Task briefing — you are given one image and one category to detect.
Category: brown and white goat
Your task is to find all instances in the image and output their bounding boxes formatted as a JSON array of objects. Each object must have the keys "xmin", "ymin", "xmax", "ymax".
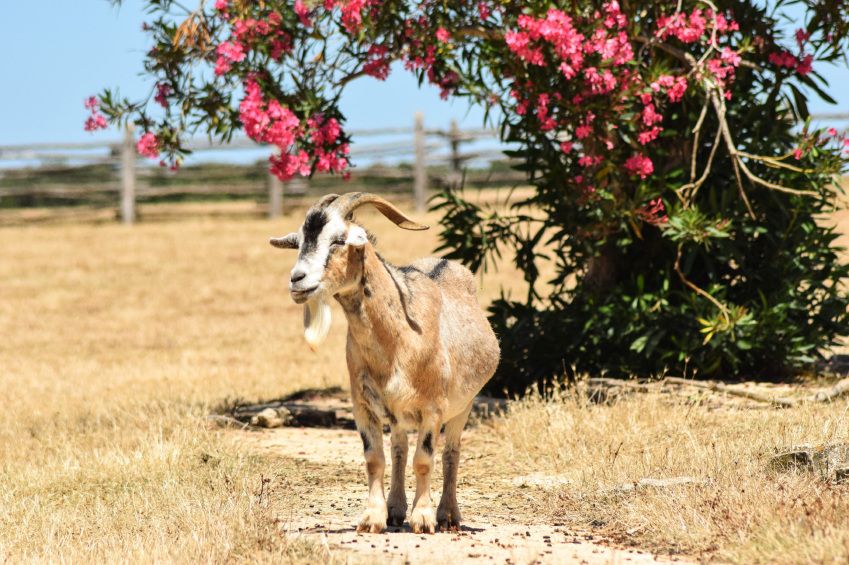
[{"xmin": 270, "ymin": 192, "xmax": 499, "ymax": 534}]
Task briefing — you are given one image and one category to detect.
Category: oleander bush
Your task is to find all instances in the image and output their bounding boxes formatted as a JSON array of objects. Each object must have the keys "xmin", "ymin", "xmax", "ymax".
[{"xmin": 97, "ymin": 0, "xmax": 849, "ymax": 393}]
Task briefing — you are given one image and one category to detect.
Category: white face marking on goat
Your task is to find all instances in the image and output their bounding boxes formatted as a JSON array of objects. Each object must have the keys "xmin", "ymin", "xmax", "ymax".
[
  {"xmin": 273, "ymin": 208, "xmax": 370, "ymax": 350},
  {"xmin": 289, "ymin": 208, "xmax": 349, "ymax": 295}
]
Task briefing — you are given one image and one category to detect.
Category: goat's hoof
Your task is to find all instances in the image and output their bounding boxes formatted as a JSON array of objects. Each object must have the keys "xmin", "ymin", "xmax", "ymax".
[
  {"xmin": 386, "ymin": 515, "xmax": 405, "ymax": 527},
  {"xmin": 437, "ymin": 503, "xmax": 461, "ymax": 532},
  {"xmin": 437, "ymin": 517, "xmax": 461, "ymax": 532},
  {"xmin": 356, "ymin": 508, "xmax": 387, "ymax": 534},
  {"xmin": 436, "ymin": 510, "xmax": 461, "ymax": 532},
  {"xmin": 386, "ymin": 500, "xmax": 407, "ymax": 527},
  {"xmin": 410, "ymin": 506, "xmax": 436, "ymax": 534}
]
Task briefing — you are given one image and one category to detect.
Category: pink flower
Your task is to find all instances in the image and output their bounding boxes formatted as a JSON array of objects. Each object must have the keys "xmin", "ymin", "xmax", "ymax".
[
  {"xmin": 217, "ymin": 40, "xmax": 246, "ymax": 63},
  {"xmin": 560, "ymin": 141, "xmax": 574, "ymax": 153},
  {"xmin": 154, "ymin": 83, "xmax": 172, "ymax": 108},
  {"xmin": 239, "ymin": 79, "xmax": 300, "ymax": 149},
  {"xmin": 795, "ymin": 28, "xmax": 810, "ymax": 47},
  {"xmin": 363, "ymin": 44, "xmax": 390, "ymax": 80},
  {"xmin": 436, "ymin": 27, "xmax": 451, "ymax": 43},
  {"xmin": 340, "ymin": 0, "xmax": 373, "ymax": 33},
  {"xmin": 308, "ymin": 115, "xmax": 343, "ymax": 146},
  {"xmin": 796, "ymin": 54, "xmax": 813, "ymax": 75},
  {"xmin": 136, "ymin": 132, "xmax": 160, "ymax": 159},
  {"xmin": 270, "ymin": 150, "xmax": 311, "ymax": 181},
  {"xmin": 294, "ymin": 0, "xmax": 312, "ymax": 27},
  {"xmin": 84, "ymin": 114, "xmax": 107, "ymax": 132},
  {"xmin": 638, "ymin": 127, "xmax": 662, "ymax": 145},
  {"xmin": 214, "ymin": 40, "xmax": 246, "ymax": 75},
  {"xmin": 656, "ymin": 9, "xmax": 706, "ymax": 43},
  {"xmin": 641, "ymin": 104, "xmax": 663, "ymax": 127},
  {"xmin": 270, "ymin": 36, "xmax": 293, "ymax": 60},
  {"xmin": 769, "ymin": 51, "xmax": 797, "ymax": 69},
  {"xmin": 636, "ymin": 198, "xmax": 667, "ymax": 225},
  {"xmin": 720, "ymin": 47, "xmax": 741, "ymax": 67},
  {"xmin": 214, "ymin": 0, "xmax": 229, "ymax": 11},
  {"xmin": 477, "ymin": 2, "xmax": 491, "ymax": 20},
  {"xmin": 828, "ymin": 127, "xmax": 838, "ymax": 136},
  {"xmin": 667, "ymin": 76, "xmax": 688, "ymax": 102},
  {"xmin": 625, "ymin": 154, "xmax": 654, "ymax": 178},
  {"xmin": 575, "ymin": 125, "xmax": 591, "ymax": 139},
  {"xmin": 505, "ymin": 31, "xmax": 545, "ymax": 66},
  {"xmin": 83, "ymin": 96, "xmax": 108, "ymax": 132},
  {"xmin": 578, "ymin": 154, "xmax": 601, "ymax": 167},
  {"xmin": 793, "ymin": 147, "xmax": 803, "ymax": 160}
]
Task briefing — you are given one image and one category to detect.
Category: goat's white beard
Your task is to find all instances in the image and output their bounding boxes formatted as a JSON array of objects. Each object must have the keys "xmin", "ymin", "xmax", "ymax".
[{"xmin": 303, "ymin": 295, "xmax": 331, "ymax": 351}]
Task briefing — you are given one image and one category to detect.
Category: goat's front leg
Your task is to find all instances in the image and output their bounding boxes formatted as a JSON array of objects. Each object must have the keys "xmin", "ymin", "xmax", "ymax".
[
  {"xmin": 410, "ymin": 414, "xmax": 440, "ymax": 534},
  {"xmin": 386, "ymin": 424, "xmax": 408, "ymax": 527},
  {"xmin": 437, "ymin": 402, "xmax": 472, "ymax": 532},
  {"xmin": 354, "ymin": 406, "xmax": 387, "ymax": 533}
]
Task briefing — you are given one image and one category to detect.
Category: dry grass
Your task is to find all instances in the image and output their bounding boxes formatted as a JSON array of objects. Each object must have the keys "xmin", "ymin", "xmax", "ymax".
[
  {"xmin": 3, "ymin": 195, "xmax": 849, "ymax": 563},
  {"xmin": 488, "ymin": 388, "xmax": 849, "ymax": 563},
  {"xmin": 0, "ymin": 198, "xmax": 523, "ymax": 562}
]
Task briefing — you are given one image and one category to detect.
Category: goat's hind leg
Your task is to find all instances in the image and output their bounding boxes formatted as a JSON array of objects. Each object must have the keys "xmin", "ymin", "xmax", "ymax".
[
  {"xmin": 354, "ymin": 407, "xmax": 387, "ymax": 533},
  {"xmin": 386, "ymin": 424, "xmax": 408, "ymax": 527},
  {"xmin": 437, "ymin": 402, "xmax": 473, "ymax": 532}
]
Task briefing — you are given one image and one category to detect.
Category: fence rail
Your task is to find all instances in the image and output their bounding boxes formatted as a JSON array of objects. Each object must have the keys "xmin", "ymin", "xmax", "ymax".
[
  {"xmin": 2, "ymin": 111, "xmax": 845, "ymax": 225},
  {"xmin": 0, "ymin": 113, "xmax": 521, "ymax": 224}
]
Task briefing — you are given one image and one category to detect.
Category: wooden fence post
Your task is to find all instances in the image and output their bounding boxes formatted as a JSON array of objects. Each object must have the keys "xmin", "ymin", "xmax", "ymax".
[
  {"xmin": 449, "ymin": 119, "xmax": 461, "ymax": 173},
  {"xmin": 413, "ymin": 112, "xmax": 427, "ymax": 213},
  {"xmin": 447, "ymin": 119, "xmax": 463, "ymax": 189},
  {"xmin": 120, "ymin": 124, "xmax": 136, "ymax": 224},
  {"xmin": 268, "ymin": 149, "xmax": 284, "ymax": 219}
]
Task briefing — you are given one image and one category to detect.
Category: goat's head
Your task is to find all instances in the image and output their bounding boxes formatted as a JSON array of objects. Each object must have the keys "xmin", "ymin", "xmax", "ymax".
[{"xmin": 269, "ymin": 192, "xmax": 428, "ymax": 349}]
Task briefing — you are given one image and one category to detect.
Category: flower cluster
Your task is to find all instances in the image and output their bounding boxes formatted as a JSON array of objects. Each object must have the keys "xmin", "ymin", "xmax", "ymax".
[
  {"xmin": 154, "ymin": 83, "xmax": 172, "ymax": 108},
  {"xmin": 136, "ymin": 132, "xmax": 160, "ymax": 159},
  {"xmin": 635, "ymin": 197, "xmax": 668, "ymax": 225},
  {"xmin": 500, "ymin": 3, "xmax": 743, "ymax": 191},
  {"xmin": 239, "ymin": 79, "xmax": 349, "ymax": 180},
  {"xmin": 768, "ymin": 27, "xmax": 813, "ymax": 75},
  {"xmin": 363, "ymin": 44, "xmax": 391, "ymax": 80},
  {"xmin": 83, "ymin": 97, "xmax": 108, "ymax": 132},
  {"xmin": 658, "ymin": 7, "xmax": 738, "ymax": 42},
  {"xmin": 214, "ymin": 9, "xmax": 293, "ymax": 75},
  {"xmin": 625, "ymin": 154, "xmax": 655, "ymax": 179}
]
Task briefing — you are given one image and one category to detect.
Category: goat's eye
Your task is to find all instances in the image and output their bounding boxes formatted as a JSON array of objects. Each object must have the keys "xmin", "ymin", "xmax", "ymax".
[{"xmin": 331, "ymin": 238, "xmax": 346, "ymax": 247}]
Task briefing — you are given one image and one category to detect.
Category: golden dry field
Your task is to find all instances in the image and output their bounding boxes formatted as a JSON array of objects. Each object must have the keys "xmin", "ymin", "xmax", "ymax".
[{"xmin": 2, "ymin": 196, "xmax": 849, "ymax": 563}]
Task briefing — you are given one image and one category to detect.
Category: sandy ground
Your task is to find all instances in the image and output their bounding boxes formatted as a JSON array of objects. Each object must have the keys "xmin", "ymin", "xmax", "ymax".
[{"xmin": 240, "ymin": 425, "xmax": 691, "ymax": 565}]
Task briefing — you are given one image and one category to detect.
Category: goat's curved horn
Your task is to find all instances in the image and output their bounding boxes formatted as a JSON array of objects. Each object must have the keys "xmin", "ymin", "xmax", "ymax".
[{"xmin": 330, "ymin": 192, "xmax": 429, "ymax": 230}]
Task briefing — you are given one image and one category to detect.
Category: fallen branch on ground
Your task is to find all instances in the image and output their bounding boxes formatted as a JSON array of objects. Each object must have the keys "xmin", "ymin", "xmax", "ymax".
[
  {"xmin": 662, "ymin": 376, "xmax": 797, "ymax": 407},
  {"xmin": 586, "ymin": 376, "xmax": 849, "ymax": 408}
]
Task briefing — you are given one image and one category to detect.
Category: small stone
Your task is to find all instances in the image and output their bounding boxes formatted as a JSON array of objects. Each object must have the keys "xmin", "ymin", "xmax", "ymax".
[{"xmin": 770, "ymin": 443, "xmax": 849, "ymax": 481}]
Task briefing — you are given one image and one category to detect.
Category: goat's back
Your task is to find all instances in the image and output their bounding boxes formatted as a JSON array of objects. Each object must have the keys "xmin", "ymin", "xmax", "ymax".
[{"xmin": 406, "ymin": 257, "xmax": 477, "ymax": 298}]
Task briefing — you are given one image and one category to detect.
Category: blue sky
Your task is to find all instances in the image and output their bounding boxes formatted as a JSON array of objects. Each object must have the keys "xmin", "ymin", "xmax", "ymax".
[{"xmin": 0, "ymin": 1, "xmax": 846, "ymax": 152}]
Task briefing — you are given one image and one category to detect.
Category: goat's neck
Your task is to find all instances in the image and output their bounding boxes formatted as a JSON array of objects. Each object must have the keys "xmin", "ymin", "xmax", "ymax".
[{"xmin": 335, "ymin": 245, "xmax": 410, "ymax": 339}]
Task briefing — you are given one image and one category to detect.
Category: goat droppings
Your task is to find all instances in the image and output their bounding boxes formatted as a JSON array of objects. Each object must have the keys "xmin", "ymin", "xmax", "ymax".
[{"xmin": 303, "ymin": 296, "xmax": 332, "ymax": 350}]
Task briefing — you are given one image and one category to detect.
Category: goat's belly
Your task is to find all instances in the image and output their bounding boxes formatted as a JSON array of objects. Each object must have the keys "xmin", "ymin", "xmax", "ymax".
[{"xmin": 379, "ymin": 370, "xmax": 479, "ymax": 428}]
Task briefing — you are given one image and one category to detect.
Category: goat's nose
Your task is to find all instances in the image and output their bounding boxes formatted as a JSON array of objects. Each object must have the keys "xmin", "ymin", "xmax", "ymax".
[{"xmin": 290, "ymin": 269, "xmax": 307, "ymax": 284}]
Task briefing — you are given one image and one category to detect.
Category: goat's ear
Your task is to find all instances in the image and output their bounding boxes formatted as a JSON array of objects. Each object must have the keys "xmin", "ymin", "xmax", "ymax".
[
  {"xmin": 269, "ymin": 233, "xmax": 300, "ymax": 249},
  {"xmin": 345, "ymin": 225, "xmax": 369, "ymax": 248}
]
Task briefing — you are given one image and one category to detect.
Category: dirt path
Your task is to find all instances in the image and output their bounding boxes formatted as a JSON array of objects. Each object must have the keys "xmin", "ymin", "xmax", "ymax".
[{"xmin": 239, "ymin": 425, "xmax": 690, "ymax": 564}]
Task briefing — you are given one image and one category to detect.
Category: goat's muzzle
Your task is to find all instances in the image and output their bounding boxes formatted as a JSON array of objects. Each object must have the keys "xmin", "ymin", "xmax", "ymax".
[{"xmin": 290, "ymin": 285, "xmax": 318, "ymax": 304}]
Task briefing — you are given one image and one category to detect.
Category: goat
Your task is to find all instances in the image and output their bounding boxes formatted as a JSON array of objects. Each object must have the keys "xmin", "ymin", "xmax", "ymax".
[{"xmin": 270, "ymin": 192, "xmax": 500, "ymax": 534}]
